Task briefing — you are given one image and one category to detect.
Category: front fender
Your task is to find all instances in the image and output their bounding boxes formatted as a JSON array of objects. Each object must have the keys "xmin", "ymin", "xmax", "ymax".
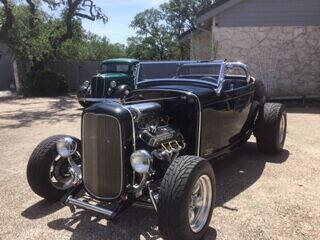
[
  {"xmin": 112, "ymin": 84, "xmax": 131, "ymax": 98},
  {"xmin": 77, "ymin": 85, "xmax": 90, "ymax": 98}
]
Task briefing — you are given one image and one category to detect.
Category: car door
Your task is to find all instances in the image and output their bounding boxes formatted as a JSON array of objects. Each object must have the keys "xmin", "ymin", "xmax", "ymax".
[
  {"xmin": 200, "ymin": 65, "xmax": 254, "ymax": 158},
  {"xmin": 223, "ymin": 77, "xmax": 255, "ymax": 146},
  {"xmin": 200, "ymin": 89, "xmax": 236, "ymax": 157}
]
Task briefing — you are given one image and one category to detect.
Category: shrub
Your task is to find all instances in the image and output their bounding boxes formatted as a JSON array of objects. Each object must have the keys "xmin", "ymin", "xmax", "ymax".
[{"xmin": 22, "ymin": 70, "xmax": 68, "ymax": 97}]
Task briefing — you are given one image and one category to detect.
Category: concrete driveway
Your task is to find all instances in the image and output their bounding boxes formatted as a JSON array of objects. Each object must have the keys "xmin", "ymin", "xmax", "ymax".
[{"xmin": 0, "ymin": 94, "xmax": 319, "ymax": 240}]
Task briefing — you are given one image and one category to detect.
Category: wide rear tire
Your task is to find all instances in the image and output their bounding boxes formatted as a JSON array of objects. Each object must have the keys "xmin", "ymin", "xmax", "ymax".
[
  {"xmin": 27, "ymin": 135, "xmax": 81, "ymax": 201},
  {"xmin": 255, "ymin": 103, "xmax": 287, "ymax": 153},
  {"xmin": 158, "ymin": 156, "xmax": 216, "ymax": 240}
]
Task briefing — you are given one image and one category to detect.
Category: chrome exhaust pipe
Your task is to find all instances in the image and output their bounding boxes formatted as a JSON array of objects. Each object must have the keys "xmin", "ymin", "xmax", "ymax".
[{"xmin": 65, "ymin": 196, "xmax": 115, "ymax": 218}]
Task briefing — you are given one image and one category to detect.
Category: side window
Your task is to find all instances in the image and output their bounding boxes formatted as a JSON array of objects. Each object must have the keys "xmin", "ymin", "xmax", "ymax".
[{"xmin": 224, "ymin": 66, "xmax": 248, "ymax": 91}]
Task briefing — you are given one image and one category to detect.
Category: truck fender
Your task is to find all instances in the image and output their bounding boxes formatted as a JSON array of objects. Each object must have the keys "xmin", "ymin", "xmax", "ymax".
[{"xmin": 113, "ymin": 84, "xmax": 131, "ymax": 98}]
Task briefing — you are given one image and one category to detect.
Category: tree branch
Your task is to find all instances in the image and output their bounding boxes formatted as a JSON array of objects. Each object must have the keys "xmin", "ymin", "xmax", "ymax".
[
  {"xmin": 74, "ymin": 12, "xmax": 95, "ymax": 21},
  {"xmin": 25, "ymin": 0, "xmax": 36, "ymax": 29},
  {"xmin": 53, "ymin": 0, "xmax": 108, "ymax": 52},
  {"xmin": 53, "ymin": 0, "xmax": 82, "ymax": 51}
]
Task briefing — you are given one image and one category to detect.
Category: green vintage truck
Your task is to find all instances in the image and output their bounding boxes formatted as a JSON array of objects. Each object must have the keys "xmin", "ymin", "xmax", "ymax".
[{"xmin": 77, "ymin": 58, "xmax": 139, "ymax": 107}]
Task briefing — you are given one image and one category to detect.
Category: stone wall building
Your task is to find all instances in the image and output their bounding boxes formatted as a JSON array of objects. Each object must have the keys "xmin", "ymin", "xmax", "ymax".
[{"xmin": 184, "ymin": 0, "xmax": 320, "ymax": 97}]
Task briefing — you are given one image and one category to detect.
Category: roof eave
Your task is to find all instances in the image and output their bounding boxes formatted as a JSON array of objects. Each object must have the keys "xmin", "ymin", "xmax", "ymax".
[{"xmin": 196, "ymin": 0, "xmax": 244, "ymax": 25}]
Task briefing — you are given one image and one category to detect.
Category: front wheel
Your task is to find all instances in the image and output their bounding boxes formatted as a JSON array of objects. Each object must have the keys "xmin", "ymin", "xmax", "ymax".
[
  {"xmin": 27, "ymin": 135, "xmax": 81, "ymax": 201},
  {"xmin": 158, "ymin": 156, "xmax": 216, "ymax": 240}
]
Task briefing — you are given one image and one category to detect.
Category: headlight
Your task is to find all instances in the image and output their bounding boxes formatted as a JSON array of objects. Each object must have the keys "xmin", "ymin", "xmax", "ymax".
[
  {"xmin": 110, "ymin": 80, "xmax": 117, "ymax": 88},
  {"xmin": 130, "ymin": 150, "xmax": 152, "ymax": 173},
  {"xmin": 56, "ymin": 137, "xmax": 77, "ymax": 158}
]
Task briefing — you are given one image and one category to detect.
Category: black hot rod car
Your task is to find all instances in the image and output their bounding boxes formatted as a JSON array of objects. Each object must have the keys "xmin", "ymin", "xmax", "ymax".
[{"xmin": 27, "ymin": 60, "xmax": 287, "ymax": 240}]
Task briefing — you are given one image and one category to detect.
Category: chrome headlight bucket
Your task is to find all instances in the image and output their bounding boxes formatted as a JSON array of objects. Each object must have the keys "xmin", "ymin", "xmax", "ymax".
[
  {"xmin": 56, "ymin": 137, "xmax": 77, "ymax": 158},
  {"xmin": 130, "ymin": 150, "xmax": 152, "ymax": 174},
  {"xmin": 110, "ymin": 80, "xmax": 117, "ymax": 88}
]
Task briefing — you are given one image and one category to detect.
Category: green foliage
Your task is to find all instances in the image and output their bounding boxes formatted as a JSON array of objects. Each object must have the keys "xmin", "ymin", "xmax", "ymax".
[
  {"xmin": 58, "ymin": 33, "xmax": 126, "ymax": 61},
  {"xmin": 22, "ymin": 70, "xmax": 68, "ymax": 97},
  {"xmin": 0, "ymin": 1, "xmax": 119, "ymax": 64},
  {"xmin": 11, "ymin": 5, "xmax": 54, "ymax": 62},
  {"xmin": 128, "ymin": 8, "xmax": 177, "ymax": 60},
  {"xmin": 160, "ymin": 0, "xmax": 214, "ymax": 35},
  {"xmin": 128, "ymin": 0, "xmax": 214, "ymax": 60}
]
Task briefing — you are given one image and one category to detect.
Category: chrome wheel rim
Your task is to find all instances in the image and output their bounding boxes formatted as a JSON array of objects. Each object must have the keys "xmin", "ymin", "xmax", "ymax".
[
  {"xmin": 189, "ymin": 175, "xmax": 212, "ymax": 233},
  {"xmin": 49, "ymin": 155, "xmax": 73, "ymax": 190},
  {"xmin": 279, "ymin": 113, "xmax": 286, "ymax": 144}
]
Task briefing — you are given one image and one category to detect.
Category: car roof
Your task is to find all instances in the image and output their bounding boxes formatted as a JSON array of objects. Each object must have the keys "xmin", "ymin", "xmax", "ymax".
[{"xmin": 102, "ymin": 58, "xmax": 139, "ymax": 64}]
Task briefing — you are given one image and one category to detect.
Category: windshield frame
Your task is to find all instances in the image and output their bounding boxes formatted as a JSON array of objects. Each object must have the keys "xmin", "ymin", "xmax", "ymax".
[
  {"xmin": 176, "ymin": 62, "xmax": 225, "ymax": 87},
  {"xmin": 135, "ymin": 60, "xmax": 251, "ymax": 95}
]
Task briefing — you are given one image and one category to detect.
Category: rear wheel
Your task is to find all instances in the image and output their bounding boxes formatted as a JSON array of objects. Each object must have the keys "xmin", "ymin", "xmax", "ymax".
[
  {"xmin": 255, "ymin": 103, "xmax": 287, "ymax": 153},
  {"xmin": 158, "ymin": 155, "xmax": 216, "ymax": 240},
  {"xmin": 27, "ymin": 135, "xmax": 81, "ymax": 201}
]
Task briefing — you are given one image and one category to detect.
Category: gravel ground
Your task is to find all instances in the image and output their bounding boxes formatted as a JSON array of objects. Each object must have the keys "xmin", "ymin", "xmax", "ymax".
[{"xmin": 0, "ymin": 93, "xmax": 319, "ymax": 240}]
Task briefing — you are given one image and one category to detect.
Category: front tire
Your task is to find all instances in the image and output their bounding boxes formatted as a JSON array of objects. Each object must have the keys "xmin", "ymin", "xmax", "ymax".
[
  {"xmin": 158, "ymin": 156, "xmax": 216, "ymax": 240},
  {"xmin": 27, "ymin": 135, "xmax": 81, "ymax": 201},
  {"xmin": 255, "ymin": 103, "xmax": 287, "ymax": 153}
]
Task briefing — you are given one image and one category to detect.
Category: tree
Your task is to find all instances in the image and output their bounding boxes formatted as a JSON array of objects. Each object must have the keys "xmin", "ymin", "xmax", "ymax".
[
  {"xmin": 129, "ymin": 8, "xmax": 176, "ymax": 60},
  {"xmin": 47, "ymin": 0, "xmax": 108, "ymax": 52},
  {"xmin": 160, "ymin": 0, "xmax": 214, "ymax": 35},
  {"xmin": 59, "ymin": 33, "xmax": 126, "ymax": 60},
  {"xmin": 0, "ymin": 0, "xmax": 14, "ymax": 43},
  {"xmin": 0, "ymin": 0, "xmax": 108, "ymax": 63},
  {"xmin": 128, "ymin": 0, "xmax": 214, "ymax": 60}
]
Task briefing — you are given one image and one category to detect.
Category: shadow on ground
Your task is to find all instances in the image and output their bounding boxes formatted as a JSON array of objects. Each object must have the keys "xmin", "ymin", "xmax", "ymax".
[
  {"xmin": 0, "ymin": 96, "xmax": 81, "ymax": 129},
  {"xmin": 212, "ymin": 142, "xmax": 289, "ymax": 209},
  {"xmin": 286, "ymin": 107, "xmax": 320, "ymax": 114},
  {"xmin": 21, "ymin": 200, "xmax": 64, "ymax": 220},
  {"xmin": 21, "ymin": 142, "xmax": 289, "ymax": 240}
]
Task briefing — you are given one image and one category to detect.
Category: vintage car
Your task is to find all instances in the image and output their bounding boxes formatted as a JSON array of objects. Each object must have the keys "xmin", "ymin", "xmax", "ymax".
[
  {"xmin": 27, "ymin": 60, "xmax": 287, "ymax": 240},
  {"xmin": 77, "ymin": 58, "xmax": 139, "ymax": 107}
]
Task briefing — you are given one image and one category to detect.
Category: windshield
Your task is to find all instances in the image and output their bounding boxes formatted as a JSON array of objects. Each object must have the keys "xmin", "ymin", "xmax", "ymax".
[
  {"xmin": 177, "ymin": 64, "xmax": 222, "ymax": 85},
  {"xmin": 137, "ymin": 62, "xmax": 183, "ymax": 82},
  {"xmin": 178, "ymin": 64, "xmax": 220, "ymax": 76},
  {"xmin": 101, "ymin": 63, "xmax": 129, "ymax": 73}
]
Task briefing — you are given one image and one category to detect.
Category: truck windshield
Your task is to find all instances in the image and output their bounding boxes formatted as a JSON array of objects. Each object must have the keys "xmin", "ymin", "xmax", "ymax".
[{"xmin": 101, "ymin": 63, "xmax": 129, "ymax": 73}]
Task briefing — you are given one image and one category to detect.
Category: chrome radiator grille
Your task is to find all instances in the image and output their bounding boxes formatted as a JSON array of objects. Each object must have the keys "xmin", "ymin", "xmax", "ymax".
[
  {"xmin": 91, "ymin": 77, "xmax": 105, "ymax": 98},
  {"xmin": 82, "ymin": 113, "xmax": 123, "ymax": 200}
]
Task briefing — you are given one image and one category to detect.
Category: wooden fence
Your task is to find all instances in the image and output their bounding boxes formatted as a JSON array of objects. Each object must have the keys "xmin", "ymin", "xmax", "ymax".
[{"xmin": 48, "ymin": 60, "xmax": 100, "ymax": 91}]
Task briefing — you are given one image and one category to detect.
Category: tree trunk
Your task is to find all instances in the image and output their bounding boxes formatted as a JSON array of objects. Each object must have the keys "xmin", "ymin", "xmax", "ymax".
[{"xmin": 12, "ymin": 60, "xmax": 20, "ymax": 91}]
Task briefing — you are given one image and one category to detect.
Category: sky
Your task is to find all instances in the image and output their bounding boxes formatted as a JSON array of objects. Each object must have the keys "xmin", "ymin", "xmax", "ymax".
[{"xmin": 80, "ymin": 0, "xmax": 169, "ymax": 44}]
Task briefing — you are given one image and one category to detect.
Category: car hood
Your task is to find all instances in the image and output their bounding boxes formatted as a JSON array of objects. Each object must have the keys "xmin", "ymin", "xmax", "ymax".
[{"xmin": 95, "ymin": 73, "xmax": 128, "ymax": 80}]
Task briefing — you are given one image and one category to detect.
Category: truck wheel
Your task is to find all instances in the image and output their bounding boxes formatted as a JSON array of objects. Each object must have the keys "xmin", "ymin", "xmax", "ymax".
[
  {"xmin": 158, "ymin": 156, "xmax": 216, "ymax": 240},
  {"xmin": 78, "ymin": 100, "xmax": 90, "ymax": 108},
  {"xmin": 27, "ymin": 135, "xmax": 81, "ymax": 202},
  {"xmin": 255, "ymin": 103, "xmax": 287, "ymax": 153}
]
